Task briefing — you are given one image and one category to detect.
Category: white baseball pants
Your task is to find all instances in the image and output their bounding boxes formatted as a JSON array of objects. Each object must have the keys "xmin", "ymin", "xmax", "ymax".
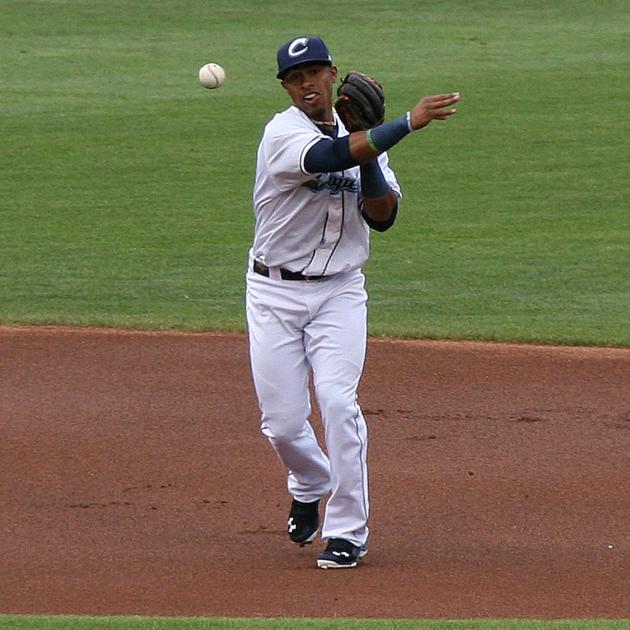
[{"xmin": 246, "ymin": 266, "xmax": 369, "ymax": 547}]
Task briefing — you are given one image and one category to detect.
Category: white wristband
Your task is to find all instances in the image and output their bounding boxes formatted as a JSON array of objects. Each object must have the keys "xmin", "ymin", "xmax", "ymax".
[{"xmin": 406, "ymin": 111, "xmax": 414, "ymax": 132}]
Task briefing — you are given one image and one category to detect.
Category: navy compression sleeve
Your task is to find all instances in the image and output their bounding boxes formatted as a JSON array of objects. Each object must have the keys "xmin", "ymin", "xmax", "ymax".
[
  {"xmin": 360, "ymin": 160, "xmax": 398, "ymax": 232},
  {"xmin": 303, "ymin": 136, "xmax": 356, "ymax": 173},
  {"xmin": 306, "ymin": 138, "xmax": 390, "ymax": 197},
  {"xmin": 359, "ymin": 160, "xmax": 389, "ymax": 198},
  {"xmin": 368, "ymin": 114, "xmax": 413, "ymax": 153},
  {"xmin": 304, "ymin": 113, "xmax": 414, "ymax": 174}
]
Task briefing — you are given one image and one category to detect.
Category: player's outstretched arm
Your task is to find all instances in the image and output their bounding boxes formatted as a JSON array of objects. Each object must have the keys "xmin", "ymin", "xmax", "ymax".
[
  {"xmin": 304, "ymin": 91, "xmax": 460, "ymax": 173},
  {"xmin": 349, "ymin": 91, "xmax": 460, "ymax": 161}
]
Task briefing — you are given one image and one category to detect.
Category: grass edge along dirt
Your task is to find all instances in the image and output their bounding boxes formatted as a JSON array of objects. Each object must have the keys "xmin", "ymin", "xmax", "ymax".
[{"xmin": 1, "ymin": 615, "xmax": 630, "ymax": 630}]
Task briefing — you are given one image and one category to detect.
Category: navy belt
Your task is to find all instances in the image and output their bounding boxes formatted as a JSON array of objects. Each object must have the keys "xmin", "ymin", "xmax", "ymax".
[{"xmin": 253, "ymin": 260, "xmax": 329, "ymax": 281}]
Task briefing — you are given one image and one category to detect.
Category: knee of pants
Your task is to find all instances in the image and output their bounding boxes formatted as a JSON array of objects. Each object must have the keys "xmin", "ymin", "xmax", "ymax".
[
  {"xmin": 316, "ymin": 384, "xmax": 358, "ymax": 422},
  {"xmin": 260, "ymin": 409, "xmax": 309, "ymax": 443}
]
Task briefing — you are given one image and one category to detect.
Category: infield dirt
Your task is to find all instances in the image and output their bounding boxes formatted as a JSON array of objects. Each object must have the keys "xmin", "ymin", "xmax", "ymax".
[{"xmin": 1, "ymin": 326, "xmax": 628, "ymax": 618}]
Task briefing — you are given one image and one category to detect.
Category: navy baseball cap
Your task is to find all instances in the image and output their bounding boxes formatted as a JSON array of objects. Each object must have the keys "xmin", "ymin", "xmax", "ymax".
[{"xmin": 276, "ymin": 36, "xmax": 333, "ymax": 79}]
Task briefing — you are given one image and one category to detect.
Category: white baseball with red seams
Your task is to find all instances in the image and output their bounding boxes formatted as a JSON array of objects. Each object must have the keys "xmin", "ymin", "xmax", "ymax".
[{"xmin": 198, "ymin": 62, "xmax": 225, "ymax": 89}]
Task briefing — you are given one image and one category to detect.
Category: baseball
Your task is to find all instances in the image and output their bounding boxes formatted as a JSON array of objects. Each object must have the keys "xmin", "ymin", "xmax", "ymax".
[{"xmin": 198, "ymin": 62, "xmax": 225, "ymax": 89}]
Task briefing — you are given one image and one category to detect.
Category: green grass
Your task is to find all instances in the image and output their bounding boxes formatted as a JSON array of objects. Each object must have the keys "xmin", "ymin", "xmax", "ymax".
[
  {"xmin": 1, "ymin": 0, "xmax": 629, "ymax": 344},
  {"xmin": 1, "ymin": 618, "xmax": 629, "ymax": 630}
]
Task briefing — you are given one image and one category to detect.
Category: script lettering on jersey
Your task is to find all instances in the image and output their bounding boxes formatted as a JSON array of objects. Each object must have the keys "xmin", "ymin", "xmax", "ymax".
[{"xmin": 304, "ymin": 173, "xmax": 358, "ymax": 195}]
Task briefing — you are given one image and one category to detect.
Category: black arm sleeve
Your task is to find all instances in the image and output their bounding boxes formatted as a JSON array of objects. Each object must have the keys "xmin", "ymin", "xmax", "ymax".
[{"xmin": 303, "ymin": 137, "xmax": 357, "ymax": 174}]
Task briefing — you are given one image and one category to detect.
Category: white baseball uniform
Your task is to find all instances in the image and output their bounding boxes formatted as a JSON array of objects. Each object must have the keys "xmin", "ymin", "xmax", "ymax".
[{"xmin": 246, "ymin": 104, "xmax": 401, "ymax": 547}]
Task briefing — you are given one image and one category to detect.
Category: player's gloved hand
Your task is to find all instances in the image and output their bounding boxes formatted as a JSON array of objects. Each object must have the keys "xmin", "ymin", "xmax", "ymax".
[{"xmin": 334, "ymin": 71, "xmax": 385, "ymax": 133}]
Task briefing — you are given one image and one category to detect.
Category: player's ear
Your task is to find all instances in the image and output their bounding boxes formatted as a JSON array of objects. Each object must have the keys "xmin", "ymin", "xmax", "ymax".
[{"xmin": 330, "ymin": 65, "xmax": 338, "ymax": 82}]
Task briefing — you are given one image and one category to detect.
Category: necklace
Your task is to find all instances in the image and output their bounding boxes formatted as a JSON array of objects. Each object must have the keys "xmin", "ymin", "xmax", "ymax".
[{"xmin": 313, "ymin": 119, "xmax": 336, "ymax": 128}]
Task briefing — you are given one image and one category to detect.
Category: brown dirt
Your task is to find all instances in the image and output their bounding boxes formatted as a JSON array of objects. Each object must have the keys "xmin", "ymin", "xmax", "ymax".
[{"xmin": 1, "ymin": 325, "xmax": 629, "ymax": 619}]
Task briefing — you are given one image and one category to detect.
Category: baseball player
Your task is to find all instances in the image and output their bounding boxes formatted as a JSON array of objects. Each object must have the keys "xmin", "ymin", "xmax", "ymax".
[{"xmin": 245, "ymin": 35, "xmax": 459, "ymax": 569}]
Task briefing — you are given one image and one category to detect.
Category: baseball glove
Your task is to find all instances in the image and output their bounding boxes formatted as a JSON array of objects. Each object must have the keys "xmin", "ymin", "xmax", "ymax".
[{"xmin": 335, "ymin": 71, "xmax": 385, "ymax": 132}]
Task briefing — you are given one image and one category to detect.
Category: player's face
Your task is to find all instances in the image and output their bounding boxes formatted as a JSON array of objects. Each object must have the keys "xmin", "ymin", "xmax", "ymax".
[{"xmin": 281, "ymin": 64, "xmax": 338, "ymax": 122}]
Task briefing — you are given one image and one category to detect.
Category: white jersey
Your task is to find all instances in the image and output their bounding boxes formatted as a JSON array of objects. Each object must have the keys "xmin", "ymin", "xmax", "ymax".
[{"xmin": 252, "ymin": 105, "xmax": 401, "ymax": 276}]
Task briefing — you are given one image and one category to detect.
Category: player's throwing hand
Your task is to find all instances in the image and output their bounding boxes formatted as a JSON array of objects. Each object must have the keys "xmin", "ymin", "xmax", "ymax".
[{"xmin": 409, "ymin": 92, "xmax": 460, "ymax": 130}]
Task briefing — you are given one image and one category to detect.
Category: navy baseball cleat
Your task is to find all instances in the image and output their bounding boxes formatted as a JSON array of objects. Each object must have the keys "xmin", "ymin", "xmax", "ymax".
[
  {"xmin": 287, "ymin": 499, "xmax": 320, "ymax": 545},
  {"xmin": 317, "ymin": 537, "xmax": 368, "ymax": 569}
]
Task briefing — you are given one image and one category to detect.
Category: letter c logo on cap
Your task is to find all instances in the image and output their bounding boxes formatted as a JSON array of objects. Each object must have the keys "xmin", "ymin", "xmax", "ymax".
[{"xmin": 288, "ymin": 37, "xmax": 309, "ymax": 58}]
